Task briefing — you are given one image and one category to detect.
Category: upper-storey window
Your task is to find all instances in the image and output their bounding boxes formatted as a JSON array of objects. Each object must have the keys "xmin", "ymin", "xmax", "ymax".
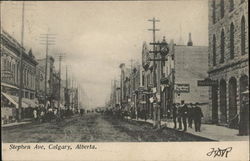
[
  {"xmin": 220, "ymin": 29, "xmax": 225, "ymax": 63},
  {"xmin": 221, "ymin": 0, "xmax": 224, "ymax": 19},
  {"xmin": 213, "ymin": 35, "xmax": 217, "ymax": 66},
  {"xmin": 230, "ymin": 23, "xmax": 235, "ymax": 59},
  {"xmin": 241, "ymin": 16, "xmax": 246, "ymax": 55},
  {"xmin": 229, "ymin": 0, "xmax": 234, "ymax": 12},
  {"xmin": 212, "ymin": 0, "xmax": 216, "ymax": 24}
]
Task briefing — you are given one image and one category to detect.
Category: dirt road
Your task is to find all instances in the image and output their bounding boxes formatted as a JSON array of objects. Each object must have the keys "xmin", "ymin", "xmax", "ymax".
[{"xmin": 2, "ymin": 113, "xmax": 211, "ymax": 142}]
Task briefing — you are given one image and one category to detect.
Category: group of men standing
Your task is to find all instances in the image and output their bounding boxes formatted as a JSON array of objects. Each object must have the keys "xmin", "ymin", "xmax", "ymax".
[{"xmin": 172, "ymin": 101, "xmax": 204, "ymax": 132}]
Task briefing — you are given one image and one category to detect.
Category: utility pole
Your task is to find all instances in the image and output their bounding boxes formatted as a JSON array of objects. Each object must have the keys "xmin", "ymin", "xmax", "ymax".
[
  {"xmin": 55, "ymin": 53, "xmax": 65, "ymax": 113},
  {"xmin": 71, "ymin": 76, "xmax": 74, "ymax": 111},
  {"xmin": 65, "ymin": 66, "xmax": 69, "ymax": 109},
  {"xmin": 18, "ymin": 1, "xmax": 25, "ymax": 121},
  {"xmin": 39, "ymin": 31, "xmax": 56, "ymax": 109},
  {"xmin": 148, "ymin": 17, "xmax": 160, "ymax": 128}
]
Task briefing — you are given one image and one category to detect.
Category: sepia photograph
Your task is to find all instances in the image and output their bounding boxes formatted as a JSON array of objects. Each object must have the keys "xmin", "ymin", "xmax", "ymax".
[{"xmin": 0, "ymin": 0, "xmax": 249, "ymax": 160}]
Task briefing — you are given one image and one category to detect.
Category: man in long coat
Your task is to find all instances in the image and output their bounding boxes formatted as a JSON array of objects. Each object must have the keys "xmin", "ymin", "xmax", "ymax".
[{"xmin": 193, "ymin": 102, "xmax": 203, "ymax": 132}]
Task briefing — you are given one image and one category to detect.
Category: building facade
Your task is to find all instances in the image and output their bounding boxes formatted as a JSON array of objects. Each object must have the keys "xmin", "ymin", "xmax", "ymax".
[
  {"xmin": 1, "ymin": 30, "xmax": 38, "ymax": 122},
  {"xmin": 165, "ymin": 36, "xmax": 210, "ymax": 122},
  {"xmin": 37, "ymin": 56, "xmax": 59, "ymax": 107},
  {"xmin": 208, "ymin": 0, "xmax": 248, "ymax": 128}
]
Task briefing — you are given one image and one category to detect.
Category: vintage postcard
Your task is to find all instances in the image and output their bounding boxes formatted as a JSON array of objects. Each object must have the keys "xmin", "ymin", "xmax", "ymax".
[{"xmin": 1, "ymin": 0, "xmax": 249, "ymax": 160}]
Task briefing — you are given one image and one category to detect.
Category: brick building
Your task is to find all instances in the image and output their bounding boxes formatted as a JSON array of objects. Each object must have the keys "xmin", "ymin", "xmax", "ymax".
[
  {"xmin": 1, "ymin": 30, "xmax": 38, "ymax": 122},
  {"xmin": 208, "ymin": 0, "xmax": 248, "ymax": 129}
]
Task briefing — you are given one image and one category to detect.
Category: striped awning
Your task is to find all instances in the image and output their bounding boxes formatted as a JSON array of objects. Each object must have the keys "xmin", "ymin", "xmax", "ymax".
[
  {"xmin": 1, "ymin": 82, "xmax": 19, "ymax": 89},
  {"xmin": 1, "ymin": 92, "xmax": 30, "ymax": 108}
]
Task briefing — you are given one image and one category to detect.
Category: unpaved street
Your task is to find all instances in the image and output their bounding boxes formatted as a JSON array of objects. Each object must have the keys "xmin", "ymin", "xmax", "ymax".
[{"xmin": 2, "ymin": 113, "xmax": 211, "ymax": 142}]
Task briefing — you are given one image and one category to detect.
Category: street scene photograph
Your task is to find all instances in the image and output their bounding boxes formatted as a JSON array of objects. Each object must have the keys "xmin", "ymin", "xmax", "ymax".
[{"xmin": 1, "ymin": 0, "xmax": 249, "ymax": 143}]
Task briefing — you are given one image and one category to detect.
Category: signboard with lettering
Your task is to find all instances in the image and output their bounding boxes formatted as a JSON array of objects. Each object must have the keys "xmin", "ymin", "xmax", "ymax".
[
  {"xmin": 197, "ymin": 79, "xmax": 218, "ymax": 86},
  {"xmin": 175, "ymin": 84, "xmax": 190, "ymax": 93}
]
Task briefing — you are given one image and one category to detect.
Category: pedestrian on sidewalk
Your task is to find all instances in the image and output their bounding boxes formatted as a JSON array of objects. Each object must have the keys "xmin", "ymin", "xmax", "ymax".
[
  {"xmin": 172, "ymin": 103, "xmax": 177, "ymax": 129},
  {"xmin": 180, "ymin": 101, "xmax": 188, "ymax": 132},
  {"xmin": 187, "ymin": 103, "xmax": 194, "ymax": 128},
  {"xmin": 194, "ymin": 102, "xmax": 203, "ymax": 132},
  {"xmin": 177, "ymin": 103, "xmax": 182, "ymax": 130}
]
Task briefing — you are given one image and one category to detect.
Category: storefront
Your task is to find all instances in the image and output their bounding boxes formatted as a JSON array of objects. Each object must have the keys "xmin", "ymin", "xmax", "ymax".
[{"xmin": 1, "ymin": 92, "xmax": 38, "ymax": 123}]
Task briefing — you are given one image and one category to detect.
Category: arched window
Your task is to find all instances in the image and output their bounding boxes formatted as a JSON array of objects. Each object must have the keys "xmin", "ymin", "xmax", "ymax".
[
  {"xmin": 213, "ymin": 35, "xmax": 217, "ymax": 66},
  {"xmin": 241, "ymin": 16, "xmax": 246, "ymax": 55},
  {"xmin": 221, "ymin": 0, "xmax": 224, "ymax": 18},
  {"xmin": 230, "ymin": 23, "xmax": 235, "ymax": 59},
  {"xmin": 220, "ymin": 29, "xmax": 225, "ymax": 63},
  {"xmin": 212, "ymin": 0, "xmax": 216, "ymax": 24},
  {"xmin": 229, "ymin": 0, "xmax": 234, "ymax": 12}
]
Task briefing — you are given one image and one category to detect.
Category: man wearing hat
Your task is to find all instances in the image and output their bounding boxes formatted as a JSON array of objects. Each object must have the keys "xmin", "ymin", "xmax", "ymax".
[
  {"xmin": 187, "ymin": 103, "xmax": 194, "ymax": 128},
  {"xmin": 193, "ymin": 102, "xmax": 203, "ymax": 132},
  {"xmin": 180, "ymin": 100, "xmax": 188, "ymax": 132}
]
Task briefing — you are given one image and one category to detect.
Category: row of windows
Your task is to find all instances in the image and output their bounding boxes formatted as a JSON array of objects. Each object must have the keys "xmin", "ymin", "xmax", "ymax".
[
  {"xmin": 2, "ymin": 57, "xmax": 36, "ymax": 89},
  {"xmin": 212, "ymin": 0, "xmax": 245, "ymax": 24},
  {"xmin": 212, "ymin": 16, "xmax": 246, "ymax": 66}
]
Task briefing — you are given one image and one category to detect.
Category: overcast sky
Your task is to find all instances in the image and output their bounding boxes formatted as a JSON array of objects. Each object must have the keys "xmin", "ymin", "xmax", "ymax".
[{"xmin": 1, "ymin": 0, "xmax": 208, "ymax": 108}]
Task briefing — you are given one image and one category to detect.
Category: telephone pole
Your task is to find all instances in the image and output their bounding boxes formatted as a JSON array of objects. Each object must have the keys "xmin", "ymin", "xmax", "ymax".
[
  {"xmin": 65, "ymin": 66, "xmax": 69, "ymax": 110},
  {"xmin": 18, "ymin": 1, "xmax": 25, "ymax": 121},
  {"xmin": 39, "ymin": 31, "xmax": 56, "ymax": 109},
  {"xmin": 55, "ymin": 53, "xmax": 65, "ymax": 112},
  {"xmin": 148, "ymin": 17, "xmax": 160, "ymax": 128}
]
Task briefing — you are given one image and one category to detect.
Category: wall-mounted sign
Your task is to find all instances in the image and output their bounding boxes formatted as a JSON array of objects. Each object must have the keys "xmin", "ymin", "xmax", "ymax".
[
  {"xmin": 197, "ymin": 78, "xmax": 218, "ymax": 86},
  {"xmin": 175, "ymin": 84, "xmax": 190, "ymax": 93}
]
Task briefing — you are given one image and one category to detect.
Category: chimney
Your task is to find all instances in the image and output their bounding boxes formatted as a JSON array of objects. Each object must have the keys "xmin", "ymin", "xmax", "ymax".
[{"xmin": 187, "ymin": 32, "xmax": 193, "ymax": 46}]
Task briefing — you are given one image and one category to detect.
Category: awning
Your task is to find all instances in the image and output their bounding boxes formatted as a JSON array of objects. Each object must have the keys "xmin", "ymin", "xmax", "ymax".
[
  {"xmin": 242, "ymin": 90, "xmax": 249, "ymax": 94},
  {"xmin": 23, "ymin": 98, "xmax": 38, "ymax": 108},
  {"xmin": 1, "ymin": 92, "xmax": 33, "ymax": 108},
  {"xmin": 1, "ymin": 82, "xmax": 19, "ymax": 89},
  {"xmin": 1, "ymin": 92, "xmax": 18, "ymax": 107}
]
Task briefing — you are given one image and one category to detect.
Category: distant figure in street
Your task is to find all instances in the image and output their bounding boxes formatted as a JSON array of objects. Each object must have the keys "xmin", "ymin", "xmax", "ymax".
[
  {"xmin": 172, "ymin": 103, "xmax": 177, "ymax": 129},
  {"xmin": 188, "ymin": 103, "xmax": 194, "ymax": 128},
  {"xmin": 193, "ymin": 102, "xmax": 203, "ymax": 132},
  {"xmin": 80, "ymin": 109, "xmax": 84, "ymax": 117},
  {"xmin": 40, "ymin": 110, "xmax": 45, "ymax": 123},
  {"xmin": 33, "ymin": 109, "xmax": 37, "ymax": 121},
  {"xmin": 54, "ymin": 108, "xmax": 58, "ymax": 116},
  {"xmin": 180, "ymin": 101, "xmax": 188, "ymax": 132},
  {"xmin": 177, "ymin": 103, "xmax": 182, "ymax": 130}
]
